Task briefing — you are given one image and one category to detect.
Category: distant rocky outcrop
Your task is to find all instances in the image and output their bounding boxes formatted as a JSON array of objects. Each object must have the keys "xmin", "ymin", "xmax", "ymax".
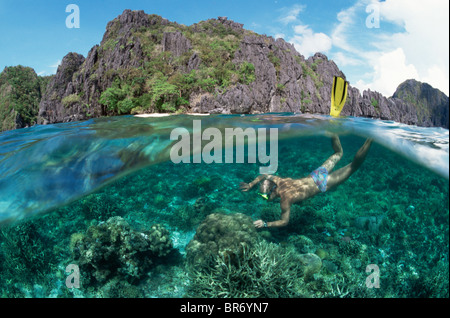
[
  {"xmin": 342, "ymin": 85, "xmax": 421, "ymax": 126},
  {"xmin": 340, "ymin": 79, "xmax": 449, "ymax": 128},
  {"xmin": 0, "ymin": 66, "xmax": 51, "ymax": 131},
  {"xmin": 393, "ymin": 79, "xmax": 449, "ymax": 128},
  {"xmin": 2, "ymin": 9, "xmax": 446, "ymax": 129}
]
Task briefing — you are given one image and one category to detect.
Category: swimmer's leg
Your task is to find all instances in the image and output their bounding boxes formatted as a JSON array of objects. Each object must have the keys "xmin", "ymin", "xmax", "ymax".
[
  {"xmin": 326, "ymin": 138, "xmax": 373, "ymax": 190},
  {"xmin": 320, "ymin": 135, "xmax": 344, "ymax": 173}
]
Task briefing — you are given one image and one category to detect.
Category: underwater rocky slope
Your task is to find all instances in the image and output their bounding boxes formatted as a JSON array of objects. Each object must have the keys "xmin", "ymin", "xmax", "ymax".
[{"xmin": 0, "ymin": 9, "xmax": 448, "ymax": 131}]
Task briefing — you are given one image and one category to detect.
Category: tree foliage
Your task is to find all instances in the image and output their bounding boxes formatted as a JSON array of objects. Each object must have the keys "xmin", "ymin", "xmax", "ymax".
[
  {"xmin": 98, "ymin": 19, "xmax": 256, "ymax": 116},
  {"xmin": 0, "ymin": 66, "xmax": 49, "ymax": 131}
]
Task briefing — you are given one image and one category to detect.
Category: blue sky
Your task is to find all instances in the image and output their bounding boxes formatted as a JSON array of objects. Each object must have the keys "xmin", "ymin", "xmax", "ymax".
[{"xmin": 0, "ymin": 0, "xmax": 448, "ymax": 96}]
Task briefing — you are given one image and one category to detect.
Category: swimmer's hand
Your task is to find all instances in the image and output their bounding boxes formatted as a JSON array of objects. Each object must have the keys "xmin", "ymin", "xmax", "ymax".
[
  {"xmin": 253, "ymin": 220, "xmax": 265, "ymax": 228},
  {"xmin": 239, "ymin": 182, "xmax": 251, "ymax": 192}
]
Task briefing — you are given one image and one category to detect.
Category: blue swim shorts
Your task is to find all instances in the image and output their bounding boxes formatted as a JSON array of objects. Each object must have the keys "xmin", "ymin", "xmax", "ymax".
[{"xmin": 310, "ymin": 166, "xmax": 329, "ymax": 193}]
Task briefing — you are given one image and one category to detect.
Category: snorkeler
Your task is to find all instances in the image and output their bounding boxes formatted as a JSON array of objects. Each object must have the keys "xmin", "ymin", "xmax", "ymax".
[{"xmin": 240, "ymin": 135, "xmax": 373, "ymax": 228}]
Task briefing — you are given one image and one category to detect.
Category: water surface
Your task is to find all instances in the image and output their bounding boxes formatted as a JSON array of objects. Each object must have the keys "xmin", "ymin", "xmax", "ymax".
[{"xmin": 0, "ymin": 113, "xmax": 448, "ymax": 298}]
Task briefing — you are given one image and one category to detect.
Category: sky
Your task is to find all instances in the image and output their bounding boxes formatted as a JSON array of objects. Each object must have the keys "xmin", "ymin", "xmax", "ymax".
[{"xmin": 0, "ymin": 0, "xmax": 448, "ymax": 96}]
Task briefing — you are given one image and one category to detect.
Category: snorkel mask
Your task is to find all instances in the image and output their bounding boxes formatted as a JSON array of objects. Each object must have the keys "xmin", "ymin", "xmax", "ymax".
[{"xmin": 258, "ymin": 179, "xmax": 276, "ymax": 200}]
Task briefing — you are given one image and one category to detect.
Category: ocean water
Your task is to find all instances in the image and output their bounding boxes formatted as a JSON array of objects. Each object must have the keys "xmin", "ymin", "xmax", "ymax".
[{"xmin": 0, "ymin": 113, "xmax": 448, "ymax": 298}]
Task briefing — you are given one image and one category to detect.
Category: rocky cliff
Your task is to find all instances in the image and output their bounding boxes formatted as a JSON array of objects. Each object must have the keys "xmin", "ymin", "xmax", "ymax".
[
  {"xmin": 4, "ymin": 10, "xmax": 447, "ymax": 129},
  {"xmin": 0, "ymin": 66, "xmax": 51, "ymax": 131},
  {"xmin": 393, "ymin": 79, "xmax": 449, "ymax": 128}
]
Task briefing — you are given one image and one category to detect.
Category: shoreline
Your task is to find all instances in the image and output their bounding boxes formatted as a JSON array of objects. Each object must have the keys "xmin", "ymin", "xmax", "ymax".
[{"xmin": 134, "ymin": 113, "xmax": 211, "ymax": 118}]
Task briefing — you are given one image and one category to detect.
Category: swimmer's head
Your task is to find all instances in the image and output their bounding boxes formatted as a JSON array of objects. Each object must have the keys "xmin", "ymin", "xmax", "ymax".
[
  {"xmin": 258, "ymin": 179, "xmax": 276, "ymax": 200},
  {"xmin": 259, "ymin": 179, "xmax": 275, "ymax": 194}
]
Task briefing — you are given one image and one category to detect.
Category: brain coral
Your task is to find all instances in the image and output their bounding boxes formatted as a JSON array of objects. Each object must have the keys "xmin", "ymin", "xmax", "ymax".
[
  {"xmin": 70, "ymin": 216, "xmax": 172, "ymax": 284},
  {"xmin": 186, "ymin": 213, "xmax": 258, "ymax": 267}
]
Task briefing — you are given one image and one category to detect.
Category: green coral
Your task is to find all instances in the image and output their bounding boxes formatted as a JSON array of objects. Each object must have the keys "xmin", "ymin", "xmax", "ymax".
[
  {"xmin": 0, "ymin": 220, "xmax": 57, "ymax": 290},
  {"xmin": 79, "ymin": 192, "xmax": 125, "ymax": 222},
  {"xmin": 181, "ymin": 175, "xmax": 219, "ymax": 199},
  {"xmin": 176, "ymin": 197, "xmax": 217, "ymax": 231},
  {"xmin": 70, "ymin": 216, "xmax": 173, "ymax": 285}
]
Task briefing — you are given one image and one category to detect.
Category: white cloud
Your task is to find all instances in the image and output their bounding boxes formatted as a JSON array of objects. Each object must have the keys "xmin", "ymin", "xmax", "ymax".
[
  {"xmin": 36, "ymin": 60, "xmax": 62, "ymax": 76},
  {"xmin": 290, "ymin": 25, "xmax": 332, "ymax": 57},
  {"xmin": 41, "ymin": 60, "xmax": 62, "ymax": 76},
  {"xmin": 274, "ymin": 33, "xmax": 285, "ymax": 40},
  {"xmin": 277, "ymin": 1, "xmax": 448, "ymax": 95},
  {"xmin": 377, "ymin": 0, "xmax": 449, "ymax": 95},
  {"xmin": 421, "ymin": 66, "xmax": 449, "ymax": 94},
  {"xmin": 278, "ymin": 4, "xmax": 305, "ymax": 25},
  {"xmin": 332, "ymin": 0, "xmax": 449, "ymax": 96},
  {"xmin": 331, "ymin": 2, "xmax": 366, "ymax": 53},
  {"xmin": 331, "ymin": 52, "xmax": 362, "ymax": 67},
  {"xmin": 50, "ymin": 60, "xmax": 61, "ymax": 69},
  {"xmin": 278, "ymin": 5, "xmax": 332, "ymax": 57},
  {"xmin": 356, "ymin": 48, "xmax": 420, "ymax": 96}
]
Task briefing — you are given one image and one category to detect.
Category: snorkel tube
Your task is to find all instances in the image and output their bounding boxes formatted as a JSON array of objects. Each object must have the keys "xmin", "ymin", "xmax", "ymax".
[{"xmin": 258, "ymin": 192, "xmax": 270, "ymax": 200}]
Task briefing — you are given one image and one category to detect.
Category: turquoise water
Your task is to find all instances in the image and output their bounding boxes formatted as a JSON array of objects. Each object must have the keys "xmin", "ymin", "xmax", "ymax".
[{"xmin": 0, "ymin": 113, "xmax": 448, "ymax": 297}]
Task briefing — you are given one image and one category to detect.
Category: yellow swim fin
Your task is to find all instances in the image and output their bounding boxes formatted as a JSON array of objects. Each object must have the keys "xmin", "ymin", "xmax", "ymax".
[{"xmin": 330, "ymin": 76, "xmax": 349, "ymax": 117}]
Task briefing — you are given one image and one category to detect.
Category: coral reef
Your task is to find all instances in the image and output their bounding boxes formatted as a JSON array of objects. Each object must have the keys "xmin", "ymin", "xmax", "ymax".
[
  {"xmin": 0, "ymin": 220, "xmax": 57, "ymax": 293},
  {"xmin": 186, "ymin": 213, "xmax": 258, "ymax": 267},
  {"xmin": 298, "ymin": 253, "xmax": 322, "ymax": 279},
  {"xmin": 288, "ymin": 234, "xmax": 316, "ymax": 253},
  {"xmin": 0, "ymin": 133, "xmax": 447, "ymax": 298},
  {"xmin": 70, "ymin": 216, "xmax": 173, "ymax": 284},
  {"xmin": 187, "ymin": 240, "xmax": 306, "ymax": 297},
  {"xmin": 354, "ymin": 215, "xmax": 386, "ymax": 233},
  {"xmin": 176, "ymin": 196, "xmax": 217, "ymax": 231},
  {"xmin": 185, "ymin": 213, "xmax": 336, "ymax": 297}
]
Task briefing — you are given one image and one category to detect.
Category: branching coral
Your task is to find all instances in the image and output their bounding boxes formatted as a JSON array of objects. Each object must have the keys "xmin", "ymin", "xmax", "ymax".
[
  {"xmin": 185, "ymin": 213, "xmax": 309, "ymax": 297},
  {"xmin": 187, "ymin": 240, "xmax": 306, "ymax": 297}
]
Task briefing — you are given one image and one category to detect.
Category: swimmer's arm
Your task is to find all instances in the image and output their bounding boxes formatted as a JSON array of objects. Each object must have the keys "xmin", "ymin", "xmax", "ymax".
[
  {"xmin": 240, "ymin": 175, "xmax": 265, "ymax": 191},
  {"xmin": 267, "ymin": 200, "xmax": 290, "ymax": 228},
  {"xmin": 240, "ymin": 174, "xmax": 279, "ymax": 192},
  {"xmin": 248, "ymin": 175, "xmax": 267, "ymax": 188},
  {"xmin": 254, "ymin": 200, "xmax": 291, "ymax": 228}
]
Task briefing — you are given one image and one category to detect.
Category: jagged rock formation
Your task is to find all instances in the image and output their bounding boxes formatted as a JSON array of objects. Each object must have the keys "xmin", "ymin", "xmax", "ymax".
[
  {"xmin": 27, "ymin": 9, "xmax": 449, "ymax": 128},
  {"xmin": 342, "ymin": 86, "xmax": 421, "ymax": 126},
  {"xmin": 38, "ymin": 53, "xmax": 85, "ymax": 124},
  {"xmin": 342, "ymin": 80, "xmax": 449, "ymax": 128}
]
